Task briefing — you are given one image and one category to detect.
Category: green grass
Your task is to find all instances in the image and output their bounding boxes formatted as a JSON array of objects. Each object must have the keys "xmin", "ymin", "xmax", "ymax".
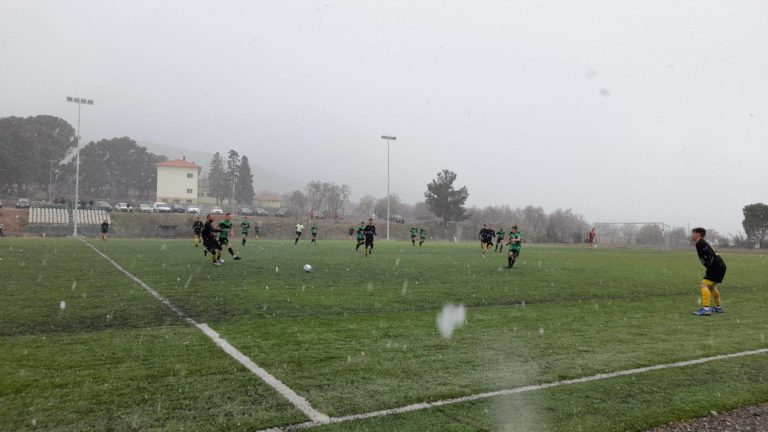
[{"xmin": 1, "ymin": 238, "xmax": 767, "ymax": 431}]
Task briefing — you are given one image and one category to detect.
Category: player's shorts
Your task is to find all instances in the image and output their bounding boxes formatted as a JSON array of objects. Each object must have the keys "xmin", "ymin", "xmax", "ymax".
[
  {"xmin": 296, "ymin": 231, "xmax": 303, "ymax": 237},
  {"xmin": 219, "ymin": 237, "xmax": 229, "ymax": 246},
  {"xmin": 194, "ymin": 229, "xmax": 202, "ymax": 235},
  {"xmin": 508, "ymin": 249, "xmax": 520, "ymax": 257},
  {"xmin": 241, "ymin": 231, "xmax": 249, "ymax": 235},
  {"xmin": 703, "ymin": 264, "xmax": 726, "ymax": 284},
  {"xmin": 204, "ymin": 239, "xmax": 222, "ymax": 251},
  {"xmin": 365, "ymin": 237, "xmax": 374, "ymax": 247}
]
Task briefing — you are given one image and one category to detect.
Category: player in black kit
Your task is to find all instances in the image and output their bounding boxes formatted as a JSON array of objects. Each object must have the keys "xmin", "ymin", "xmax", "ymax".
[{"xmin": 363, "ymin": 218, "xmax": 376, "ymax": 257}]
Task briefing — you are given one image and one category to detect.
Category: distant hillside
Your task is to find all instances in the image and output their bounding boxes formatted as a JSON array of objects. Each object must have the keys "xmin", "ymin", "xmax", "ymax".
[{"xmin": 138, "ymin": 141, "xmax": 304, "ymax": 194}]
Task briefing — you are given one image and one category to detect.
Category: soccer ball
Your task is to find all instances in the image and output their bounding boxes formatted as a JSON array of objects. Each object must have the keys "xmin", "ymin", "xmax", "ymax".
[{"xmin": 303, "ymin": 264, "xmax": 312, "ymax": 273}]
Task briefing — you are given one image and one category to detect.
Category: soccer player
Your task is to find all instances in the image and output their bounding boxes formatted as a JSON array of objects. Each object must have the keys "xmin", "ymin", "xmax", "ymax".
[
  {"xmin": 202, "ymin": 214, "xmax": 223, "ymax": 265},
  {"xmin": 295, "ymin": 222, "xmax": 305, "ymax": 245},
  {"xmin": 418, "ymin": 226, "xmax": 427, "ymax": 246},
  {"xmin": 240, "ymin": 216, "xmax": 251, "ymax": 246},
  {"xmin": 355, "ymin": 222, "xmax": 365, "ymax": 252},
  {"xmin": 192, "ymin": 216, "xmax": 203, "ymax": 246},
  {"xmin": 311, "ymin": 223, "xmax": 318, "ymax": 244},
  {"xmin": 363, "ymin": 218, "xmax": 376, "ymax": 256},
  {"xmin": 691, "ymin": 227, "xmax": 726, "ymax": 316},
  {"xmin": 495, "ymin": 226, "xmax": 506, "ymax": 252},
  {"xmin": 479, "ymin": 224, "xmax": 494, "ymax": 255},
  {"xmin": 588, "ymin": 226, "xmax": 596, "ymax": 248},
  {"xmin": 410, "ymin": 225, "xmax": 418, "ymax": 246},
  {"xmin": 507, "ymin": 225, "xmax": 522, "ymax": 268},
  {"xmin": 218, "ymin": 213, "xmax": 242, "ymax": 262},
  {"xmin": 254, "ymin": 223, "xmax": 260, "ymax": 240},
  {"xmin": 479, "ymin": 224, "xmax": 488, "ymax": 252},
  {"xmin": 100, "ymin": 220, "xmax": 109, "ymax": 241}
]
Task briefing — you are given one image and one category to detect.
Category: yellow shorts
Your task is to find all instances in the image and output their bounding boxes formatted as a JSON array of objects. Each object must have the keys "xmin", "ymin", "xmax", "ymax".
[{"xmin": 701, "ymin": 279, "xmax": 718, "ymax": 287}]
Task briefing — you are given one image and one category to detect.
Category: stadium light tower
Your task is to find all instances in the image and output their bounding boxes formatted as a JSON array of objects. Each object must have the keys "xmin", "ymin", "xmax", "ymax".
[
  {"xmin": 381, "ymin": 135, "xmax": 396, "ymax": 240},
  {"xmin": 66, "ymin": 96, "xmax": 94, "ymax": 237}
]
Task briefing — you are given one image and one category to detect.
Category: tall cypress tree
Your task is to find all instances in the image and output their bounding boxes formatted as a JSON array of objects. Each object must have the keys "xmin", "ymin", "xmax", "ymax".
[
  {"xmin": 236, "ymin": 155, "xmax": 255, "ymax": 206},
  {"xmin": 209, "ymin": 152, "xmax": 227, "ymax": 205}
]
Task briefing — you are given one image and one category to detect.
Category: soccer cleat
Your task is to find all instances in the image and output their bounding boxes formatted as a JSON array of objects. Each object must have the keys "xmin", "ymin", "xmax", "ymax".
[
  {"xmin": 213, "ymin": 262, "xmax": 222, "ymax": 266},
  {"xmin": 233, "ymin": 255, "xmax": 242, "ymax": 261},
  {"xmin": 218, "ymin": 258, "xmax": 224, "ymax": 263},
  {"xmin": 692, "ymin": 307, "xmax": 711, "ymax": 316},
  {"xmin": 713, "ymin": 306, "xmax": 724, "ymax": 314}
]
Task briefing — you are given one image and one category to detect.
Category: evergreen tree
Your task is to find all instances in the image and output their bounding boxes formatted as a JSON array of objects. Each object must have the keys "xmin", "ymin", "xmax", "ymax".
[
  {"xmin": 225, "ymin": 150, "xmax": 240, "ymax": 206},
  {"xmin": 424, "ymin": 169, "xmax": 469, "ymax": 223},
  {"xmin": 208, "ymin": 152, "xmax": 227, "ymax": 205},
  {"xmin": 236, "ymin": 155, "xmax": 255, "ymax": 205}
]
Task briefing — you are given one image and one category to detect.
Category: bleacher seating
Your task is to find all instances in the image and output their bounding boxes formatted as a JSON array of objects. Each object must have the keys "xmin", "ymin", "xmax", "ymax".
[
  {"xmin": 28, "ymin": 206, "xmax": 109, "ymax": 225},
  {"xmin": 74, "ymin": 209, "xmax": 110, "ymax": 225},
  {"xmin": 28, "ymin": 206, "xmax": 70, "ymax": 224}
]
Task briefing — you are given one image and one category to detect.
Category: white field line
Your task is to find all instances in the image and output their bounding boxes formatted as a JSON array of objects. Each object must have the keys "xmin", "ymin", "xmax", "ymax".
[
  {"xmin": 256, "ymin": 348, "xmax": 768, "ymax": 432},
  {"xmin": 81, "ymin": 239, "xmax": 330, "ymax": 424}
]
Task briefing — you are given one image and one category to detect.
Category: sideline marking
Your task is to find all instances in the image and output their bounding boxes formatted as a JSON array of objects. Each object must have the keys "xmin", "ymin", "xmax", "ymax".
[
  {"xmin": 81, "ymin": 239, "xmax": 330, "ymax": 424},
  {"xmin": 256, "ymin": 348, "xmax": 768, "ymax": 431}
]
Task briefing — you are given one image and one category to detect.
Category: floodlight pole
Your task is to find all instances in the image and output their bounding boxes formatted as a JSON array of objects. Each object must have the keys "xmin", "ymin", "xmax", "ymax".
[
  {"xmin": 66, "ymin": 97, "xmax": 94, "ymax": 237},
  {"xmin": 381, "ymin": 135, "xmax": 396, "ymax": 240},
  {"xmin": 231, "ymin": 169, "xmax": 237, "ymax": 214}
]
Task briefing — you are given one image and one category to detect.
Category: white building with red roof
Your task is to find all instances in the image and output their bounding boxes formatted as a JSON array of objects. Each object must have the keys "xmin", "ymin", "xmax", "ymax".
[{"xmin": 155, "ymin": 157, "xmax": 202, "ymax": 204}]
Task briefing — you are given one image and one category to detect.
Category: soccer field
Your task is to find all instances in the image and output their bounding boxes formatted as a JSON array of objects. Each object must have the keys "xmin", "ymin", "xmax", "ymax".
[{"xmin": 2, "ymin": 238, "xmax": 767, "ymax": 431}]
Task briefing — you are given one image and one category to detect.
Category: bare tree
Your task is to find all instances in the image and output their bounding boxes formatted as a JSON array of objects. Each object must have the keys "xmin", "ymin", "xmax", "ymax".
[
  {"xmin": 287, "ymin": 190, "xmax": 307, "ymax": 216},
  {"xmin": 325, "ymin": 183, "xmax": 351, "ymax": 219},
  {"xmin": 356, "ymin": 195, "xmax": 376, "ymax": 218},
  {"xmin": 305, "ymin": 180, "xmax": 324, "ymax": 217}
]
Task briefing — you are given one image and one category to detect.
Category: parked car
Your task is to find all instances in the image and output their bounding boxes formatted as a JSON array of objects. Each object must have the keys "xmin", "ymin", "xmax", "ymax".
[
  {"xmin": 115, "ymin": 202, "xmax": 130, "ymax": 212},
  {"xmin": 390, "ymin": 214, "xmax": 405, "ymax": 224},
  {"xmin": 187, "ymin": 205, "xmax": 200, "ymax": 214},
  {"xmin": 254, "ymin": 207, "xmax": 269, "ymax": 216},
  {"xmin": 210, "ymin": 206, "xmax": 224, "ymax": 215},
  {"xmin": 153, "ymin": 202, "xmax": 172, "ymax": 213},
  {"xmin": 171, "ymin": 204, "xmax": 186, "ymax": 213},
  {"xmin": 139, "ymin": 203, "xmax": 153, "ymax": 213},
  {"xmin": 274, "ymin": 208, "xmax": 290, "ymax": 217},
  {"xmin": 16, "ymin": 198, "xmax": 30, "ymax": 208},
  {"xmin": 239, "ymin": 207, "xmax": 255, "ymax": 216},
  {"xmin": 93, "ymin": 200, "xmax": 113, "ymax": 212}
]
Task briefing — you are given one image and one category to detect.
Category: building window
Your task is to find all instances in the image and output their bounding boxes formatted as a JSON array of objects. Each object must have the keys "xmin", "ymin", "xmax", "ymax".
[
  {"xmin": 186, "ymin": 189, "xmax": 193, "ymax": 194},
  {"xmin": 186, "ymin": 200, "xmax": 192, "ymax": 204},
  {"xmin": 187, "ymin": 173, "xmax": 194, "ymax": 179}
]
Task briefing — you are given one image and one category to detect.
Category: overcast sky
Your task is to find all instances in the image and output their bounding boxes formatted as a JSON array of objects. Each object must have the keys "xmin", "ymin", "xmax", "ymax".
[{"xmin": 2, "ymin": 1, "xmax": 766, "ymax": 234}]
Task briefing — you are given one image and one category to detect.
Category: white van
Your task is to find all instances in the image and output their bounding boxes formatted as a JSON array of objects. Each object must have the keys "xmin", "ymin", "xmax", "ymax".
[{"xmin": 152, "ymin": 202, "xmax": 171, "ymax": 213}]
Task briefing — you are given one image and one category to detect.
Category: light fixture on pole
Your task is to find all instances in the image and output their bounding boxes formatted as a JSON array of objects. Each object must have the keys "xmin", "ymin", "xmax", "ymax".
[
  {"xmin": 66, "ymin": 96, "xmax": 94, "ymax": 237},
  {"xmin": 381, "ymin": 135, "xmax": 396, "ymax": 240}
]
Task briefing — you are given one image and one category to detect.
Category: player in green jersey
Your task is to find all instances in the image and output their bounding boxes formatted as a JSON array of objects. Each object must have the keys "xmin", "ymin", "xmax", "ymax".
[
  {"xmin": 506, "ymin": 225, "xmax": 521, "ymax": 268},
  {"xmin": 311, "ymin": 223, "xmax": 318, "ymax": 244},
  {"xmin": 240, "ymin": 216, "xmax": 251, "ymax": 246},
  {"xmin": 410, "ymin": 225, "xmax": 418, "ymax": 246},
  {"xmin": 494, "ymin": 227, "xmax": 505, "ymax": 252},
  {"xmin": 355, "ymin": 221, "xmax": 365, "ymax": 252},
  {"xmin": 218, "ymin": 213, "xmax": 242, "ymax": 262},
  {"xmin": 419, "ymin": 227, "xmax": 427, "ymax": 246}
]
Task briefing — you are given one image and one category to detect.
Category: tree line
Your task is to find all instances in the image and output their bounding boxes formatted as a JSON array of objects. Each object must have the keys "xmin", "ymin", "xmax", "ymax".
[
  {"xmin": 206, "ymin": 150, "xmax": 255, "ymax": 206},
  {"xmin": 0, "ymin": 115, "xmax": 167, "ymax": 201}
]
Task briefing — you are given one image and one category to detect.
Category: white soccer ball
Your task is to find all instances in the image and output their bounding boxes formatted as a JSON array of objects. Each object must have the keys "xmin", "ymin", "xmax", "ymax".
[{"xmin": 303, "ymin": 264, "xmax": 313, "ymax": 273}]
